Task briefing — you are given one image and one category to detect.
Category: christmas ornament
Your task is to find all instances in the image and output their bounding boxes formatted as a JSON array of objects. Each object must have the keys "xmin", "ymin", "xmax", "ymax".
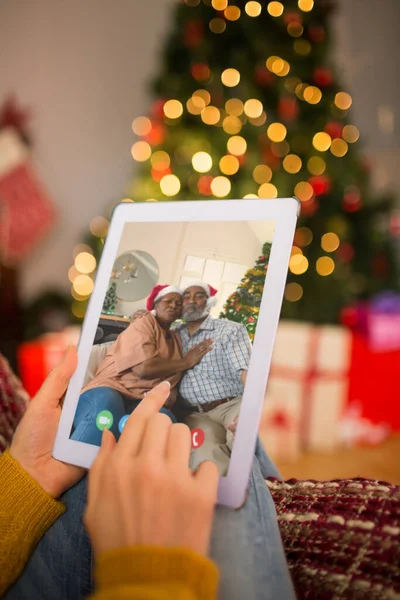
[
  {"xmin": 309, "ymin": 175, "xmax": 331, "ymax": 196},
  {"xmin": 248, "ymin": 316, "xmax": 255, "ymax": 323},
  {"xmin": 144, "ymin": 122, "xmax": 165, "ymax": 146}
]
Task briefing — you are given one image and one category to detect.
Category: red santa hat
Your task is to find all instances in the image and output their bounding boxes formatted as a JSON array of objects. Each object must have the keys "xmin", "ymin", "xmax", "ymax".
[
  {"xmin": 146, "ymin": 284, "xmax": 182, "ymax": 312},
  {"xmin": 181, "ymin": 281, "xmax": 218, "ymax": 309}
]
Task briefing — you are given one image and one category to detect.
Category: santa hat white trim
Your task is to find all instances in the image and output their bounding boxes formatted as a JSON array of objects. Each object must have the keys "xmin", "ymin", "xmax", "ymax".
[
  {"xmin": 182, "ymin": 281, "xmax": 218, "ymax": 309},
  {"xmin": 154, "ymin": 285, "xmax": 182, "ymax": 305}
]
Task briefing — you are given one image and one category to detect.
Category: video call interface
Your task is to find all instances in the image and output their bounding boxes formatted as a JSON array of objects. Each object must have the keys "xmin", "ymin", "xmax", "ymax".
[{"xmin": 70, "ymin": 220, "xmax": 275, "ymax": 476}]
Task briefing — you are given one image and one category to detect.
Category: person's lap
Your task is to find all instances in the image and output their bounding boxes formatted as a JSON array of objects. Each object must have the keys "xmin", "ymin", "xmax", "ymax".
[{"xmin": 4, "ymin": 441, "xmax": 294, "ymax": 600}]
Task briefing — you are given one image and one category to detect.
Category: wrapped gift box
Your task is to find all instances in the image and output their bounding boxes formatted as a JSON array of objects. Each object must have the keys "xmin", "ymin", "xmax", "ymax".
[
  {"xmin": 259, "ymin": 321, "xmax": 351, "ymax": 458},
  {"xmin": 17, "ymin": 327, "xmax": 80, "ymax": 397}
]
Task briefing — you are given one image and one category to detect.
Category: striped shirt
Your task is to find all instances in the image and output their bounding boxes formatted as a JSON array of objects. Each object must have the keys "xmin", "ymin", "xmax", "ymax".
[{"xmin": 177, "ymin": 316, "xmax": 252, "ymax": 406}]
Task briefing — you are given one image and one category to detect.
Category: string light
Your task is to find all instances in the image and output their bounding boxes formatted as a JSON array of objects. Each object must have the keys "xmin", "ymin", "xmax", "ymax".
[
  {"xmin": 330, "ymin": 138, "xmax": 348, "ymax": 157},
  {"xmin": 291, "ymin": 246, "xmax": 303, "ymax": 256},
  {"xmin": 294, "ymin": 39, "xmax": 311, "ymax": 55},
  {"xmin": 312, "ymin": 132, "xmax": 332, "ymax": 152},
  {"xmin": 73, "ymin": 244, "xmax": 93, "ymax": 259},
  {"xmin": 224, "ymin": 6, "xmax": 241, "ymax": 20},
  {"xmin": 267, "ymin": 1, "xmax": 284, "ymax": 17},
  {"xmin": 201, "ymin": 106, "xmax": 220, "ymax": 125},
  {"xmin": 244, "ymin": 99, "xmax": 263, "ymax": 118},
  {"xmin": 223, "ymin": 116, "xmax": 242, "ymax": 134},
  {"xmin": 90, "ymin": 216, "xmax": 109, "ymax": 238},
  {"xmin": 151, "ymin": 151, "xmax": 170, "ymax": 170},
  {"xmin": 289, "ymin": 254, "xmax": 309, "ymax": 275},
  {"xmin": 266, "ymin": 56, "xmax": 290, "ymax": 76},
  {"xmin": 243, "ymin": 193, "xmax": 258, "ymax": 198},
  {"xmin": 245, "ymin": 1, "xmax": 262, "ymax": 17},
  {"xmin": 287, "ymin": 22, "xmax": 304, "ymax": 37},
  {"xmin": 285, "ymin": 282, "xmax": 303, "ymax": 302},
  {"xmin": 298, "ymin": 0, "xmax": 314, "ymax": 11},
  {"xmin": 253, "ymin": 165, "xmax": 272, "ymax": 184},
  {"xmin": 163, "ymin": 99, "xmax": 183, "ymax": 119},
  {"xmin": 219, "ymin": 154, "xmax": 240, "ymax": 175},
  {"xmin": 221, "ymin": 68, "xmax": 241, "ymax": 87},
  {"xmin": 187, "ymin": 98, "xmax": 203, "ymax": 115},
  {"xmin": 73, "ymin": 274, "xmax": 94, "ymax": 296},
  {"xmin": 267, "ymin": 122, "xmax": 287, "ymax": 142},
  {"xmin": 294, "ymin": 181, "xmax": 313, "ymax": 202},
  {"xmin": 192, "ymin": 151, "xmax": 213, "ymax": 172},
  {"xmin": 307, "ymin": 156, "xmax": 326, "ymax": 175},
  {"xmin": 295, "ymin": 83, "xmax": 308, "ymax": 100},
  {"xmin": 209, "ymin": 18, "xmax": 226, "ymax": 33},
  {"xmin": 295, "ymin": 227, "xmax": 313, "ymax": 246},
  {"xmin": 335, "ymin": 92, "xmax": 352, "ymax": 110},
  {"xmin": 132, "ymin": 117, "xmax": 152, "ymax": 136},
  {"xmin": 258, "ymin": 183, "xmax": 278, "ymax": 198},
  {"xmin": 316, "ymin": 256, "xmax": 335, "ymax": 276},
  {"xmin": 225, "ymin": 98, "xmax": 244, "ymax": 116},
  {"xmin": 342, "ymin": 125, "xmax": 360, "ymax": 143},
  {"xmin": 227, "ymin": 135, "xmax": 247, "ymax": 155},
  {"xmin": 68, "ymin": 266, "xmax": 80, "ymax": 283},
  {"xmin": 211, "ymin": 176, "xmax": 231, "ymax": 197},
  {"xmin": 160, "ymin": 174, "xmax": 181, "ymax": 196},
  {"xmin": 321, "ymin": 233, "xmax": 340, "ymax": 252},
  {"xmin": 249, "ymin": 112, "xmax": 267, "ymax": 126},
  {"xmin": 193, "ymin": 89, "xmax": 211, "ymax": 106},
  {"xmin": 212, "ymin": 0, "xmax": 228, "ymax": 9},
  {"xmin": 131, "ymin": 141, "xmax": 151, "ymax": 161},
  {"xmin": 303, "ymin": 86, "xmax": 322, "ymax": 104},
  {"xmin": 283, "ymin": 154, "xmax": 302, "ymax": 174}
]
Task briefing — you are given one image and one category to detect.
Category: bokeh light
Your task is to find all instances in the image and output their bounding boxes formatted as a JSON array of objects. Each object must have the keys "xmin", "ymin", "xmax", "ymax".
[
  {"xmin": 192, "ymin": 151, "xmax": 213, "ymax": 172},
  {"xmin": 287, "ymin": 22, "xmax": 304, "ymax": 37},
  {"xmin": 243, "ymin": 193, "xmax": 259, "ymax": 198},
  {"xmin": 335, "ymin": 92, "xmax": 352, "ymax": 110},
  {"xmin": 160, "ymin": 174, "xmax": 181, "ymax": 196},
  {"xmin": 219, "ymin": 154, "xmax": 240, "ymax": 175},
  {"xmin": 267, "ymin": 1, "xmax": 284, "ymax": 16},
  {"xmin": 225, "ymin": 98, "xmax": 244, "ymax": 116},
  {"xmin": 271, "ymin": 141, "xmax": 290, "ymax": 157},
  {"xmin": 224, "ymin": 5, "xmax": 241, "ymax": 20},
  {"xmin": 285, "ymin": 282, "xmax": 303, "ymax": 302},
  {"xmin": 283, "ymin": 154, "xmax": 302, "ymax": 174},
  {"xmin": 90, "ymin": 216, "xmax": 109, "ymax": 238},
  {"xmin": 295, "ymin": 227, "xmax": 313, "ymax": 246},
  {"xmin": 258, "ymin": 183, "xmax": 278, "ymax": 198},
  {"xmin": 212, "ymin": 0, "xmax": 228, "ymax": 9},
  {"xmin": 68, "ymin": 266, "xmax": 80, "ymax": 283},
  {"xmin": 193, "ymin": 89, "xmax": 211, "ymax": 106},
  {"xmin": 73, "ymin": 244, "xmax": 93, "ymax": 259},
  {"xmin": 131, "ymin": 141, "xmax": 151, "ymax": 161},
  {"xmin": 201, "ymin": 106, "xmax": 221, "ymax": 125},
  {"xmin": 289, "ymin": 254, "xmax": 309, "ymax": 275},
  {"xmin": 294, "ymin": 181, "xmax": 314, "ymax": 202},
  {"xmin": 221, "ymin": 68, "xmax": 241, "ymax": 87},
  {"xmin": 253, "ymin": 165, "xmax": 272, "ymax": 184},
  {"xmin": 304, "ymin": 86, "xmax": 322, "ymax": 104},
  {"xmin": 75, "ymin": 252, "xmax": 97, "ymax": 274},
  {"xmin": 249, "ymin": 112, "xmax": 267, "ymax": 126},
  {"xmin": 73, "ymin": 274, "xmax": 94, "ymax": 296},
  {"xmin": 227, "ymin": 135, "xmax": 247, "ymax": 155},
  {"xmin": 245, "ymin": 1, "xmax": 262, "ymax": 17},
  {"xmin": 223, "ymin": 116, "xmax": 242, "ymax": 134},
  {"xmin": 316, "ymin": 256, "xmax": 335, "ymax": 276},
  {"xmin": 163, "ymin": 99, "xmax": 183, "ymax": 119},
  {"xmin": 209, "ymin": 18, "xmax": 226, "ymax": 33},
  {"xmin": 312, "ymin": 132, "xmax": 332, "ymax": 152},
  {"xmin": 187, "ymin": 98, "xmax": 204, "ymax": 115},
  {"xmin": 298, "ymin": 0, "xmax": 314, "ymax": 11},
  {"xmin": 321, "ymin": 232, "xmax": 340, "ymax": 252},
  {"xmin": 330, "ymin": 138, "xmax": 349, "ymax": 157},
  {"xmin": 151, "ymin": 150, "xmax": 171, "ymax": 171},
  {"xmin": 211, "ymin": 176, "xmax": 231, "ymax": 197},
  {"xmin": 267, "ymin": 122, "xmax": 287, "ymax": 142},
  {"xmin": 132, "ymin": 116, "xmax": 152, "ymax": 136},
  {"xmin": 342, "ymin": 125, "xmax": 360, "ymax": 143},
  {"xmin": 307, "ymin": 156, "xmax": 326, "ymax": 175},
  {"xmin": 294, "ymin": 39, "xmax": 311, "ymax": 55},
  {"xmin": 244, "ymin": 99, "xmax": 263, "ymax": 118}
]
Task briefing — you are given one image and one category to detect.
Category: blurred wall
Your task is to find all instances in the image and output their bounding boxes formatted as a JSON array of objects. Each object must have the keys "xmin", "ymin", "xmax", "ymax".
[{"xmin": 0, "ymin": 0, "xmax": 398, "ymax": 303}]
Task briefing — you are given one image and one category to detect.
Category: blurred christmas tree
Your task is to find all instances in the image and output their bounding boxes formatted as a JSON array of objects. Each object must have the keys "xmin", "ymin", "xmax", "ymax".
[
  {"xmin": 102, "ymin": 281, "xmax": 117, "ymax": 313},
  {"xmin": 220, "ymin": 242, "xmax": 271, "ymax": 340},
  {"xmin": 73, "ymin": 0, "xmax": 399, "ymax": 324}
]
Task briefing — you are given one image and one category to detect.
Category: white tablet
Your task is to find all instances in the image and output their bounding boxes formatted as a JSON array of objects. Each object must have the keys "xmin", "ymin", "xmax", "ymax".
[{"xmin": 53, "ymin": 198, "xmax": 299, "ymax": 508}]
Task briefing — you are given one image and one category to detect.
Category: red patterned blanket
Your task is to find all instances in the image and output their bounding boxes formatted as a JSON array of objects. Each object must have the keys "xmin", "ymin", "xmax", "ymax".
[{"xmin": 0, "ymin": 353, "xmax": 29, "ymax": 452}]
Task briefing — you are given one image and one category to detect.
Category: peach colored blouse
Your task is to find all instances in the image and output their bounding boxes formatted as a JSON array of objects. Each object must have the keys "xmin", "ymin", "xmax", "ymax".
[{"xmin": 82, "ymin": 313, "xmax": 183, "ymax": 408}]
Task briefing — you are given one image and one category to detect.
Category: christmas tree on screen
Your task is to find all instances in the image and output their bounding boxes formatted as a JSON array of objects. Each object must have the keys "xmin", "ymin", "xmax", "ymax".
[
  {"xmin": 220, "ymin": 242, "xmax": 271, "ymax": 340},
  {"xmin": 73, "ymin": 0, "xmax": 398, "ymax": 324}
]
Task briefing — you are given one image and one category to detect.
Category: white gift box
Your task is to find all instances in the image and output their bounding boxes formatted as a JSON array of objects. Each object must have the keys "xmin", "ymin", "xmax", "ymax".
[{"xmin": 260, "ymin": 321, "xmax": 351, "ymax": 456}]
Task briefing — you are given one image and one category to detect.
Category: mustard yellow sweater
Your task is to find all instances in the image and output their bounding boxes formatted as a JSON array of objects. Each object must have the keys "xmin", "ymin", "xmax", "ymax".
[{"xmin": 0, "ymin": 452, "xmax": 218, "ymax": 599}]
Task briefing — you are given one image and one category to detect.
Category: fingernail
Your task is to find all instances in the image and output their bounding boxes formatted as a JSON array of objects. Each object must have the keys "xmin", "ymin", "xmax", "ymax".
[{"xmin": 154, "ymin": 380, "xmax": 171, "ymax": 390}]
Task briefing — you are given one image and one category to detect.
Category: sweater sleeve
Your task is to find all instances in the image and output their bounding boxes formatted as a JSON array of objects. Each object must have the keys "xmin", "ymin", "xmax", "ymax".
[
  {"xmin": 0, "ymin": 451, "xmax": 65, "ymax": 596},
  {"xmin": 90, "ymin": 545, "xmax": 219, "ymax": 600}
]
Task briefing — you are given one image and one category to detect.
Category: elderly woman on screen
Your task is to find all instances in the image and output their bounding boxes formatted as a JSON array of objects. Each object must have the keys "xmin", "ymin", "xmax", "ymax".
[{"xmin": 71, "ymin": 284, "xmax": 212, "ymax": 446}]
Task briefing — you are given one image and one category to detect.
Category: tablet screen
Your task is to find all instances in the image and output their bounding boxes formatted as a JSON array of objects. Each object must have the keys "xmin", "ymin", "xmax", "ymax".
[{"xmin": 69, "ymin": 218, "xmax": 276, "ymax": 476}]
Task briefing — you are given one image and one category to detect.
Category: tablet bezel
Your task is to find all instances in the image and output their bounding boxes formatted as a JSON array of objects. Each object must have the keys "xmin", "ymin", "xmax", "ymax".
[{"xmin": 53, "ymin": 198, "xmax": 299, "ymax": 508}]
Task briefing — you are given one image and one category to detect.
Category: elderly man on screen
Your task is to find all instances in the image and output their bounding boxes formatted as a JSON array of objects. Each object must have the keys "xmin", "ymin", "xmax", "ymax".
[{"xmin": 176, "ymin": 282, "xmax": 252, "ymax": 475}]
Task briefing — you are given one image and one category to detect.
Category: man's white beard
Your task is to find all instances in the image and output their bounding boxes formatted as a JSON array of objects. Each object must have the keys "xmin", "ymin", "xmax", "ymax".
[{"xmin": 183, "ymin": 304, "xmax": 210, "ymax": 322}]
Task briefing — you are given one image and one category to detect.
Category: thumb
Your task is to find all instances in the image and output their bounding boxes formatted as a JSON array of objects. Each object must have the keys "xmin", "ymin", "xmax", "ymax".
[{"xmin": 34, "ymin": 345, "xmax": 78, "ymax": 408}]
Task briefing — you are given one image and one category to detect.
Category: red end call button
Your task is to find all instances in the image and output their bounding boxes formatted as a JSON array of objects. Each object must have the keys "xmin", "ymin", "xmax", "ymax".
[{"xmin": 191, "ymin": 428, "xmax": 205, "ymax": 449}]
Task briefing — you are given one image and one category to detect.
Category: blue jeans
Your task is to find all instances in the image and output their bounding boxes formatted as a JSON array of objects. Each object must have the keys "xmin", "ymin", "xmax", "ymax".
[
  {"xmin": 71, "ymin": 387, "xmax": 177, "ymax": 446},
  {"xmin": 5, "ymin": 441, "xmax": 296, "ymax": 600}
]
